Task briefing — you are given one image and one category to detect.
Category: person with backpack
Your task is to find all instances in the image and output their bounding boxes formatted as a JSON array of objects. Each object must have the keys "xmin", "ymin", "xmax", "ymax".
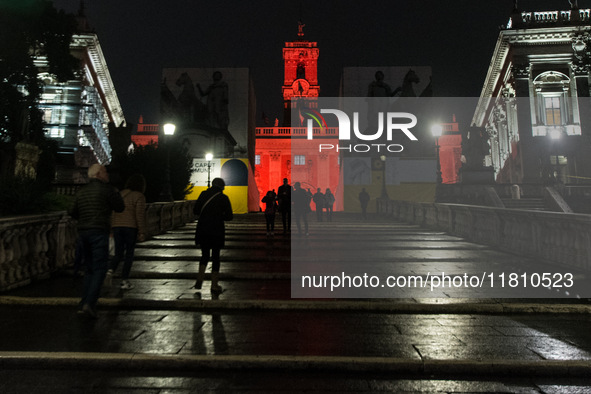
[{"xmin": 105, "ymin": 174, "xmax": 147, "ymax": 290}]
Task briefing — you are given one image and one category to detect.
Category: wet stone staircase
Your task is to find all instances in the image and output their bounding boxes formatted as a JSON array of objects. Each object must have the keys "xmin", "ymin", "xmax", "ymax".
[{"xmin": 0, "ymin": 213, "xmax": 591, "ymax": 392}]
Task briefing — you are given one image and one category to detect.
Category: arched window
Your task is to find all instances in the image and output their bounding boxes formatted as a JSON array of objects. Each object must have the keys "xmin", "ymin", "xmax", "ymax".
[{"xmin": 532, "ymin": 71, "xmax": 580, "ymax": 136}]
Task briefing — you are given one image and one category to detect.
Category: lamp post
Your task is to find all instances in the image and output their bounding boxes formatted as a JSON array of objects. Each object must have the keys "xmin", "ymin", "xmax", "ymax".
[
  {"xmin": 380, "ymin": 155, "xmax": 389, "ymax": 200},
  {"xmin": 158, "ymin": 123, "xmax": 176, "ymax": 202},
  {"xmin": 206, "ymin": 153, "xmax": 213, "ymax": 187},
  {"xmin": 550, "ymin": 128, "xmax": 562, "ymax": 184},
  {"xmin": 431, "ymin": 124, "xmax": 443, "ymax": 185}
]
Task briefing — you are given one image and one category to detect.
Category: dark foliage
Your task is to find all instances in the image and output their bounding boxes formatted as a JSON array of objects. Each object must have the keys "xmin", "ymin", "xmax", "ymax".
[
  {"xmin": 0, "ymin": 0, "xmax": 78, "ymax": 145},
  {"xmin": 0, "ymin": 175, "xmax": 49, "ymax": 216},
  {"xmin": 118, "ymin": 142, "xmax": 194, "ymax": 203}
]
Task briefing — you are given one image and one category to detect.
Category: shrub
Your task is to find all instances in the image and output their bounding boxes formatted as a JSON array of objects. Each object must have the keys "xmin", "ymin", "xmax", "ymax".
[{"xmin": 0, "ymin": 175, "xmax": 50, "ymax": 216}]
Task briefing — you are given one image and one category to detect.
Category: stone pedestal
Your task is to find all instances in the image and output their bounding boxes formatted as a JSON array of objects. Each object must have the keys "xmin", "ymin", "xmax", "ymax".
[{"xmin": 14, "ymin": 142, "xmax": 40, "ymax": 178}]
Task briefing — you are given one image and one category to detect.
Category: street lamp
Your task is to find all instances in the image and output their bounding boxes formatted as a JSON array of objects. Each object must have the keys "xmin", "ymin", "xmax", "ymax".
[
  {"xmin": 550, "ymin": 128, "xmax": 562, "ymax": 183},
  {"xmin": 380, "ymin": 155, "xmax": 389, "ymax": 200},
  {"xmin": 206, "ymin": 153, "xmax": 213, "ymax": 187},
  {"xmin": 158, "ymin": 123, "xmax": 176, "ymax": 202},
  {"xmin": 431, "ymin": 124, "xmax": 443, "ymax": 185}
]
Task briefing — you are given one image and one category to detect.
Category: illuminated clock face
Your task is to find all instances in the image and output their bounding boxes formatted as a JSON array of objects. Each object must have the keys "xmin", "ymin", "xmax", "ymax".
[{"xmin": 292, "ymin": 79, "xmax": 310, "ymax": 95}]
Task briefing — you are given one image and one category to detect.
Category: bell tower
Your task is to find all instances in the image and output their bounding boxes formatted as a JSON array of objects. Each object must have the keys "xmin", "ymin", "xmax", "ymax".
[{"xmin": 282, "ymin": 22, "xmax": 320, "ymax": 126}]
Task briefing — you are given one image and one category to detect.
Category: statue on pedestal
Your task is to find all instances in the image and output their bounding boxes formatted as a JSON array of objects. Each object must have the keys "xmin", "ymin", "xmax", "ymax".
[
  {"xmin": 461, "ymin": 126, "xmax": 490, "ymax": 170},
  {"xmin": 458, "ymin": 126, "xmax": 494, "ymax": 184},
  {"xmin": 197, "ymin": 71, "xmax": 229, "ymax": 130}
]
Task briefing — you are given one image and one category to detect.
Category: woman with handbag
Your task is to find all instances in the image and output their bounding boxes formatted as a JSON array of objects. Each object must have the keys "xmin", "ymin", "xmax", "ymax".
[
  {"xmin": 106, "ymin": 174, "xmax": 146, "ymax": 290},
  {"xmin": 193, "ymin": 178, "xmax": 233, "ymax": 293}
]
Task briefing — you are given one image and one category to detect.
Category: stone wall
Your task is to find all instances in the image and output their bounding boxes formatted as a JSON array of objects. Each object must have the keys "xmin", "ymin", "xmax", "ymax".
[
  {"xmin": 0, "ymin": 200, "xmax": 196, "ymax": 292},
  {"xmin": 377, "ymin": 199, "xmax": 591, "ymax": 272}
]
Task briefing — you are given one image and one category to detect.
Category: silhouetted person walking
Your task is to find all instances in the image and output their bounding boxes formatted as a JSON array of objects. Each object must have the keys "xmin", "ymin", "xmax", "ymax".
[
  {"xmin": 325, "ymin": 188, "xmax": 335, "ymax": 222},
  {"xmin": 312, "ymin": 188, "xmax": 325, "ymax": 222},
  {"xmin": 105, "ymin": 174, "xmax": 147, "ymax": 290},
  {"xmin": 69, "ymin": 164, "xmax": 125, "ymax": 318},
  {"xmin": 262, "ymin": 190, "xmax": 278, "ymax": 236},
  {"xmin": 292, "ymin": 182, "xmax": 310, "ymax": 236},
  {"xmin": 277, "ymin": 178, "xmax": 291, "ymax": 234},
  {"xmin": 359, "ymin": 188, "xmax": 370, "ymax": 220},
  {"xmin": 194, "ymin": 178, "xmax": 233, "ymax": 294}
]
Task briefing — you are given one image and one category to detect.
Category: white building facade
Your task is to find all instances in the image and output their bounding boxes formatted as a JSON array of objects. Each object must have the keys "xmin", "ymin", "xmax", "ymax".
[{"xmin": 472, "ymin": 6, "xmax": 591, "ymax": 185}]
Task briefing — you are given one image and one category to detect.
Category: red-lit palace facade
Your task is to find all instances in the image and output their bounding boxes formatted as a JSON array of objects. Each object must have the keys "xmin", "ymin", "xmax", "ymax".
[{"xmin": 254, "ymin": 25, "xmax": 340, "ymax": 209}]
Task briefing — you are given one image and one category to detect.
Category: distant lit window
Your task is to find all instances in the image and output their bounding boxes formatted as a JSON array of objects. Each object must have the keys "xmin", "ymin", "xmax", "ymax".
[
  {"xmin": 294, "ymin": 155, "xmax": 306, "ymax": 165},
  {"xmin": 78, "ymin": 129, "xmax": 90, "ymax": 146},
  {"xmin": 255, "ymin": 155, "xmax": 260, "ymax": 165},
  {"xmin": 42, "ymin": 108, "xmax": 53, "ymax": 123},
  {"xmin": 46, "ymin": 128, "xmax": 65, "ymax": 138}
]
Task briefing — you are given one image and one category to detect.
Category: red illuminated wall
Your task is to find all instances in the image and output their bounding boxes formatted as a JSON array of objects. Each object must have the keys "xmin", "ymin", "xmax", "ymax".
[
  {"xmin": 132, "ymin": 116, "xmax": 159, "ymax": 147},
  {"xmin": 281, "ymin": 24, "xmax": 320, "ymax": 126},
  {"xmin": 255, "ymin": 128, "xmax": 340, "ymax": 210},
  {"xmin": 255, "ymin": 24, "xmax": 341, "ymax": 209},
  {"xmin": 438, "ymin": 116, "xmax": 462, "ymax": 184}
]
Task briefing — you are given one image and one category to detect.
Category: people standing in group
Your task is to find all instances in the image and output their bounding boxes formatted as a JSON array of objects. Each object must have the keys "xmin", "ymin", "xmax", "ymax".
[
  {"xmin": 277, "ymin": 178, "xmax": 292, "ymax": 234},
  {"xmin": 359, "ymin": 188, "xmax": 370, "ymax": 220},
  {"xmin": 292, "ymin": 182, "xmax": 311, "ymax": 236},
  {"xmin": 312, "ymin": 188, "xmax": 325, "ymax": 222},
  {"xmin": 193, "ymin": 178, "xmax": 233, "ymax": 294},
  {"xmin": 262, "ymin": 190, "xmax": 278, "ymax": 236},
  {"xmin": 324, "ymin": 188, "xmax": 335, "ymax": 222},
  {"xmin": 105, "ymin": 174, "xmax": 147, "ymax": 290},
  {"xmin": 68, "ymin": 164, "xmax": 125, "ymax": 318}
]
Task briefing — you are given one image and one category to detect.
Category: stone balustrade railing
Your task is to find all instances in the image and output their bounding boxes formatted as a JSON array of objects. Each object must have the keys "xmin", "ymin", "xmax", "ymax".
[
  {"xmin": 0, "ymin": 200, "xmax": 196, "ymax": 292},
  {"xmin": 377, "ymin": 199, "xmax": 591, "ymax": 272}
]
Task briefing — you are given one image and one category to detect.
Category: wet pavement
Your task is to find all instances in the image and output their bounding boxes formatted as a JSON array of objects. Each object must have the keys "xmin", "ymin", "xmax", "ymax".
[
  {"xmin": 4, "ymin": 368, "xmax": 591, "ymax": 394},
  {"xmin": 1, "ymin": 212, "xmax": 591, "ymax": 393}
]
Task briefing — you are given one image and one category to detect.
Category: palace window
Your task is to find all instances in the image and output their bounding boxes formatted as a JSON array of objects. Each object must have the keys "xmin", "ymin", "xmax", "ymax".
[
  {"xmin": 544, "ymin": 97, "xmax": 561, "ymax": 126},
  {"xmin": 294, "ymin": 155, "xmax": 306, "ymax": 165},
  {"xmin": 532, "ymin": 70, "xmax": 581, "ymax": 136}
]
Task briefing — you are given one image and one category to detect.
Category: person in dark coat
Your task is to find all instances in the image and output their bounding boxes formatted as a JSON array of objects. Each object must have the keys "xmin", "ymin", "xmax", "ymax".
[
  {"xmin": 68, "ymin": 164, "xmax": 125, "ymax": 318},
  {"xmin": 262, "ymin": 190, "xmax": 278, "ymax": 236},
  {"xmin": 193, "ymin": 177, "xmax": 233, "ymax": 293},
  {"xmin": 312, "ymin": 188, "xmax": 325, "ymax": 222},
  {"xmin": 277, "ymin": 178, "xmax": 292, "ymax": 234},
  {"xmin": 359, "ymin": 188, "xmax": 370, "ymax": 220},
  {"xmin": 292, "ymin": 182, "xmax": 311, "ymax": 236}
]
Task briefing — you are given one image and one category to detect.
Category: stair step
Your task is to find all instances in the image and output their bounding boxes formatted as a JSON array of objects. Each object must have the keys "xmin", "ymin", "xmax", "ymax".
[{"xmin": 500, "ymin": 198, "xmax": 547, "ymax": 211}]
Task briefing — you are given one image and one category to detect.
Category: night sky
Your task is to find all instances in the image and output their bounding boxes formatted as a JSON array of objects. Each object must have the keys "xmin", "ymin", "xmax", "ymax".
[{"xmin": 51, "ymin": 0, "xmax": 585, "ymax": 130}]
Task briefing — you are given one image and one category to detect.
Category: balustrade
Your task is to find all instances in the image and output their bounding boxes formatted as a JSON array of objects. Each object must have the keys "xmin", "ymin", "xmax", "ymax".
[
  {"xmin": 377, "ymin": 198, "xmax": 591, "ymax": 272},
  {"xmin": 0, "ymin": 200, "xmax": 196, "ymax": 292}
]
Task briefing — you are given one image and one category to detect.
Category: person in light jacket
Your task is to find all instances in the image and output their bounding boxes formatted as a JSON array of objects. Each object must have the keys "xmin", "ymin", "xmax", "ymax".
[{"xmin": 106, "ymin": 174, "xmax": 147, "ymax": 290}]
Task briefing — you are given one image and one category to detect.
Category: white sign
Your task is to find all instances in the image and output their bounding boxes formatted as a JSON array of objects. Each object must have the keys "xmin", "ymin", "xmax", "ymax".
[{"xmin": 191, "ymin": 159, "xmax": 221, "ymax": 187}]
